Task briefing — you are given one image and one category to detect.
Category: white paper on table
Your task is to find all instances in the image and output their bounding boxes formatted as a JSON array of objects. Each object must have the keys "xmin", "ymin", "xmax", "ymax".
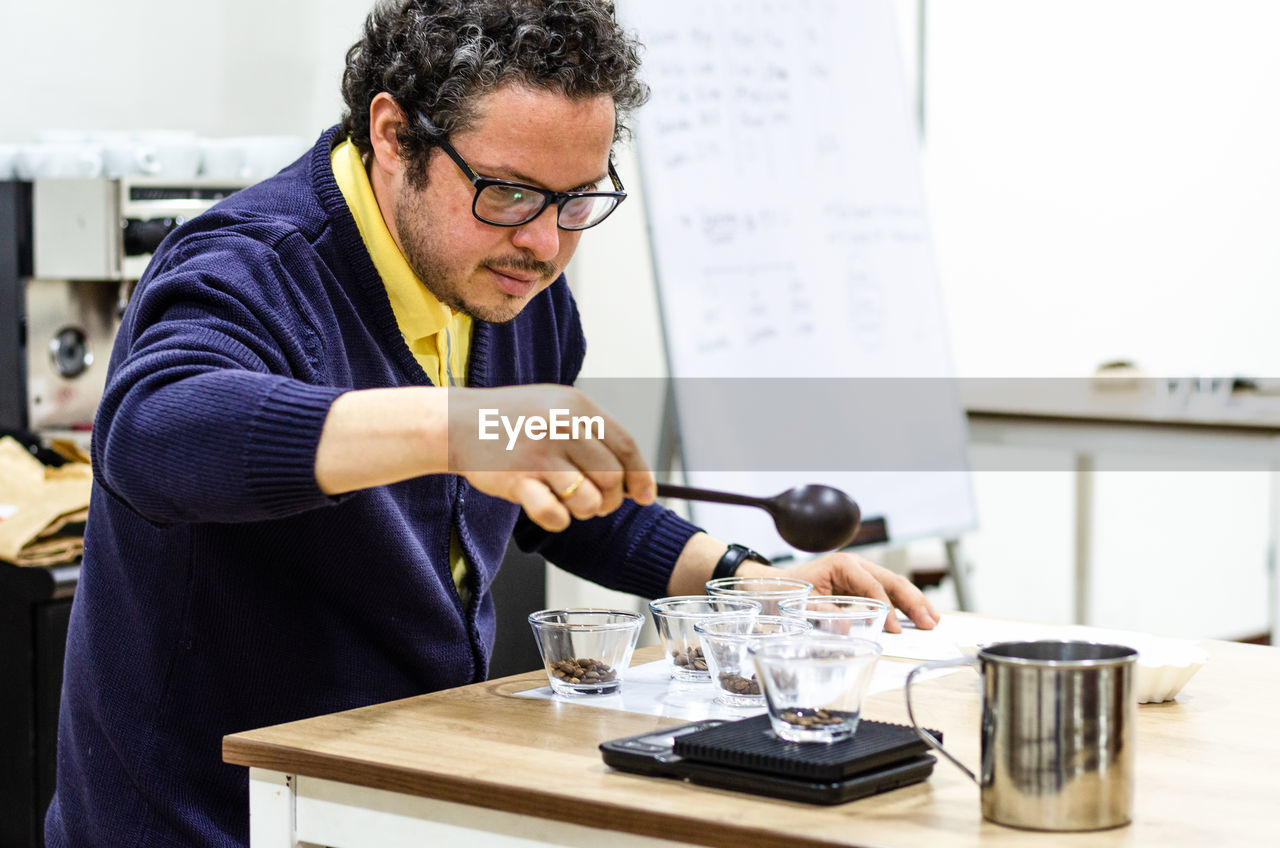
[
  {"xmin": 511, "ymin": 658, "xmax": 959, "ymax": 721},
  {"xmin": 882, "ymin": 616, "xmax": 1079, "ymax": 660},
  {"xmin": 910, "ymin": 617, "xmax": 1206, "ymax": 658},
  {"xmin": 877, "ymin": 626, "xmax": 966, "ymax": 661},
  {"xmin": 881, "ymin": 616, "xmax": 1209, "ymax": 684},
  {"xmin": 513, "ymin": 621, "xmax": 1209, "ymax": 723}
]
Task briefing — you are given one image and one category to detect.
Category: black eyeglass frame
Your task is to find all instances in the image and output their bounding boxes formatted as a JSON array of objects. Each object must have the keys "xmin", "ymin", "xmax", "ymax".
[{"xmin": 414, "ymin": 112, "xmax": 627, "ymax": 231}]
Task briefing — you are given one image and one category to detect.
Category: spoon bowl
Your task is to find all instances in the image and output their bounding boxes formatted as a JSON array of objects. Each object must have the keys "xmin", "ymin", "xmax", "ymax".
[
  {"xmin": 767, "ymin": 484, "xmax": 862, "ymax": 552},
  {"xmin": 655, "ymin": 482, "xmax": 862, "ymax": 553}
]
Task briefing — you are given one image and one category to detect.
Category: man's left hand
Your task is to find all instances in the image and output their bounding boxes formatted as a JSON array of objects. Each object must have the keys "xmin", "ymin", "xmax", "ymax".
[{"xmin": 750, "ymin": 552, "xmax": 939, "ymax": 633}]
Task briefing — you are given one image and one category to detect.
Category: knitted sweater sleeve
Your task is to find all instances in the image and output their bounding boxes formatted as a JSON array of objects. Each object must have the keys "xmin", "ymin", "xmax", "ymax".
[
  {"xmin": 92, "ymin": 229, "xmax": 348, "ymax": 524},
  {"xmin": 512, "ymin": 503, "xmax": 702, "ymax": 600}
]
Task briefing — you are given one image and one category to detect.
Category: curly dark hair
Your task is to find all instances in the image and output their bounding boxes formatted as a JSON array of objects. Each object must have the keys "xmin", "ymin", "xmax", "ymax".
[{"xmin": 339, "ymin": 0, "xmax": 649, "ymax": 183}]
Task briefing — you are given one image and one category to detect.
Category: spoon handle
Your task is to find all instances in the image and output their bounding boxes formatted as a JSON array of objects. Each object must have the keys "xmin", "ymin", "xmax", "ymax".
[{"xmin": 655, "ymin": 483, "xmax": 767, "ymax": 509}]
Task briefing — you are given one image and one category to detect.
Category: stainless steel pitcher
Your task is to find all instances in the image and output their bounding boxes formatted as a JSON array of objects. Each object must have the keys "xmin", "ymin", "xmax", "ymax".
[{"xmin": 905, "ymin": 640, "xmax": 1137, "ymax": 831}]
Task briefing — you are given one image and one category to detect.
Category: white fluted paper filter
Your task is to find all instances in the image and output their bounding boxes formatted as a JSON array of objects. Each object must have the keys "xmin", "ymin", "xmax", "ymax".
[
  {"xmin": 1052, "ymin": 629, "xmax": 1206, "ymax": 703},
  {"xmin": 1129, "ymin": 638, "xmax": 1207, "ymax": 703}
]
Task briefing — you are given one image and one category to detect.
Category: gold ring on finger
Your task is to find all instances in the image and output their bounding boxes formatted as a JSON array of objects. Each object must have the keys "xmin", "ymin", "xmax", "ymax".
[{"xmin": 557, "ymin": 472, "xmax": 586, "ymax": 500}]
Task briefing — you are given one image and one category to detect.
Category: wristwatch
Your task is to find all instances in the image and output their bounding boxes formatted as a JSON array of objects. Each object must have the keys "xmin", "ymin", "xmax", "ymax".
[{"xmin": 711, "ymin": 543, "xmax": 772, "ymax": 581}]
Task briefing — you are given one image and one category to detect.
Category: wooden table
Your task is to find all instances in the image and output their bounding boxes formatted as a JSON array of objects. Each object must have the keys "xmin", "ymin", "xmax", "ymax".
[{"xmin": 224, "ymin": 623, "xmax": 1280, "ymax": 847}]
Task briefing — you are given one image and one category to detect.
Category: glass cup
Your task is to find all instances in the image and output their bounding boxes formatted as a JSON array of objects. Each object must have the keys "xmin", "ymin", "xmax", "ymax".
[
  {"xmin": 527, "ymin": 608, "xmax": 644, "ymax": 696},
  {"xmin": 750, "ymin": 635, "xmax": 883, "ymax": 743},
  {"xmin": 694, "ymin": 614, "xmax": 812, "ymax": 707},
  {"xmin": 648, "ymin": 596, "xmax": 763, "ymax": 682},
  {"xmin": 704, "ymin": 575, "xmax": 813, "ymax": 616},
  {"xmin": 777, "ymin": 596, "xmax": 891, "ymax": 642}
]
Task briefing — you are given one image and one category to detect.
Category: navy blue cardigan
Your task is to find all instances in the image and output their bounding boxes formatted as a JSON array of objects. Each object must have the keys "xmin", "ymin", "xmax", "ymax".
[{"xmin": 46, "ymin": 127, "xmax": 700, "ymax": 848}]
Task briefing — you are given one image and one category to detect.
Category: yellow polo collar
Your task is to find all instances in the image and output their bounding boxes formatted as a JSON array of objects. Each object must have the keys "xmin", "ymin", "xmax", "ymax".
[{"xmin": 330, "ymin": 139, "xmax": 471, "ymax": 387}]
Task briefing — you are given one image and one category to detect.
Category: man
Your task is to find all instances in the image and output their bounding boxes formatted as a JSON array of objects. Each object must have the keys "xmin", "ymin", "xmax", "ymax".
[{"xmin": 47, "ymin": 2, "xmax": 938, "ymax": 845}]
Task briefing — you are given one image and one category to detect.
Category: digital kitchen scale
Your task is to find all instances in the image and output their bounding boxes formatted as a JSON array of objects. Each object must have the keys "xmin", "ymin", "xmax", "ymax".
[{"xmin": 600, "ymin": 715, "xmax": 939, "ymax": 805}]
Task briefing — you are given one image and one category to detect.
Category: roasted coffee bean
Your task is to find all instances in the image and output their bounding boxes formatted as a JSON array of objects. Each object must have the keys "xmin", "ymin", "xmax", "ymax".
[
  {"xmin": 780, "ymin": 708, "xmax": 846, "ymax": 728},
  {"xmin": 718, "ymin": 672, "xmax": 760, "ymax": 695},
  {"xmin": 672, "ymin": 645, "xmax": 707, "ymax": 669},
  {"xmin": 549, "ymin": 657, "xmax": 617, "ymax": 684}
]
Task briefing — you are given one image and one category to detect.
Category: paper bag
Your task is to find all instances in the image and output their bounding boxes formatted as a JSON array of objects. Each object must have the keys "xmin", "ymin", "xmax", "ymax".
[{"xmin": 0, "ymin": 436, "xmax": 92, "ymax": 566}]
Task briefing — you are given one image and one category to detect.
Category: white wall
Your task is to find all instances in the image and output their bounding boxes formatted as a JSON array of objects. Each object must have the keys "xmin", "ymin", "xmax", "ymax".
[
  {"xmin": 923, "ymin": 0, "xmax": 1280, "ymax": 379},
  {"xmin": 0, "ymin": 0, "xmax": 368, "ymax": 143}
]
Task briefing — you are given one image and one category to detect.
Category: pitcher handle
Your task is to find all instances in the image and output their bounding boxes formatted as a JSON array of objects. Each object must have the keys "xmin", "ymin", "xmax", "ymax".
[{"xmin": 904, "ymin": 655, "xmax": 979, "ymax": 785}]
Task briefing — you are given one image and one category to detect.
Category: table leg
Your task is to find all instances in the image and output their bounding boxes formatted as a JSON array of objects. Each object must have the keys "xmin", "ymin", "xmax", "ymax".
[
  {"xmin": 1073, "ymin": 453, "xmax": 1095, "ymax": 625},
  {"xmin": 943, "ymin": 537, "xmax": 972, "ymax": 611},
  {"xmin": 1269, "ymin": 468, "xmax": 1280, "ymax": 643},
  {"xmin": 249, "ymin": 768, "xmax": 299, "ymax": 848}
]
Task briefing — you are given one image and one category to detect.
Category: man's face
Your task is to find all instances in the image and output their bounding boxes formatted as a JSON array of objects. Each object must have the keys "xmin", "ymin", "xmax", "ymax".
[{"xmin": 393, "ymin": 85, "xmax": 617, "ymax": 323}]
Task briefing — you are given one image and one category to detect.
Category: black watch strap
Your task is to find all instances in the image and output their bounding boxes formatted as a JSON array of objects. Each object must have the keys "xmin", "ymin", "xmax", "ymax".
[{"xmin": 711, "ymin": 543, "xmax": 772, "ymax": 582}]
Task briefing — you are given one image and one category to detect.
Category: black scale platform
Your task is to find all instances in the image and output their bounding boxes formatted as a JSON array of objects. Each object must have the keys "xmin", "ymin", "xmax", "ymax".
[{"xmin": 674, "ymin": 715, "xmax": 940, "ymax": 782}]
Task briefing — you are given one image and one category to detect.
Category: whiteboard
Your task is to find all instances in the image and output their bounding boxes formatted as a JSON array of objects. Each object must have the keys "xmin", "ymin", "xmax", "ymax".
[{"xmin": 622, "ymin": 0, "xmax": 976, "ymax": 557}]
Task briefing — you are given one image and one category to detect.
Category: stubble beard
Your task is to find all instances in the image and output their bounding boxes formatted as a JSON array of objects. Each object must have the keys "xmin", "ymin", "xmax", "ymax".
[{"xmin": 395, "ymin": 181, "xmax": 558, "ymax": 325}]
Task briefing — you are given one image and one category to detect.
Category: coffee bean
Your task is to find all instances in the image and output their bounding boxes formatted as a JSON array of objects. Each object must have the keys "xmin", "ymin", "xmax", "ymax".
[
  {"xmin": 549, "ymin": 657, "xmax": 616, "ymax": 685},
  {"xmin": 718, "ymin": 672, "xmax": 760, "ymax": 696},
  {"xmin": 672, "ymin": 645, "xmax": 706, "ymax": 669},
  {"xmin": 780, "ymin": 708, "xmax": 846, "ymax": 728}
]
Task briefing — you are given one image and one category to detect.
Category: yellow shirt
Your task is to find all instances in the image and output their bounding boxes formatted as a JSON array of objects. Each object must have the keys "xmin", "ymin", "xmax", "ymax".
[{"xmin": 331, "ymin": 139, "xmax": 473, "ymax": 606}]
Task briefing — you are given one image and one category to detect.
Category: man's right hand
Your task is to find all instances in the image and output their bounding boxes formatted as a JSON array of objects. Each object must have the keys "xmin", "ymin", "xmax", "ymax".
[
  {"xmin": 314, "ymin": 385, "xmax": 655, "ymax": 533},
  {"xmin": 448, "ymin": 385, "xmax": 656, "ymax": 531}
]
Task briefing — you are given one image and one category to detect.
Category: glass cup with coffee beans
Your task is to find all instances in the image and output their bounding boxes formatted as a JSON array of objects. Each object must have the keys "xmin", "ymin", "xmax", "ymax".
[
  {"xmin": 750, "ymin": 635, "xmax": 883, "ymax": 743},
  {"xmin": 694, "ymin": 614, "xmax": 812, "ymax": 706},
  {"xmin": 528, "ymin": 608, "xmax": 644, "ymax": 696},
  {"xmin": 648, "ymin": 596, "xmax": 763, "ymax": 682}
]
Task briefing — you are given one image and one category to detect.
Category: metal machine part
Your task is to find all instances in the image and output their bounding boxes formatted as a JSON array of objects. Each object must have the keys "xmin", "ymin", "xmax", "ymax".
[
  {"xmin": 33, "ymin": 177, "xmax": 245, "ymax": 281},
  {"xmin": 24, "ymin": 278, "xmax": 119, "ymax": 430},
  {"xmin": 0, "ymin": 181, "xmax": 32, "ymax": 432},
  {"xmin": 1, "ymin": 176, "xmax": 247, "ymax": 434}
]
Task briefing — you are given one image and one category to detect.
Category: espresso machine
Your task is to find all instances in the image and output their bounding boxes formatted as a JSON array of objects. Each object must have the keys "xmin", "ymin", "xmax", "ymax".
[{"xmin": 0, "ymin": 176, "xmax": 245, "ymax": 438}]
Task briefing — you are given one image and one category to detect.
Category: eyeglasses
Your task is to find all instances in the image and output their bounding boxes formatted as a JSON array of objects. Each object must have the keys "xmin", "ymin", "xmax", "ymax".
[{"xmin": 415, "ymin": 112, "xmax": 627, "ymax": 231}]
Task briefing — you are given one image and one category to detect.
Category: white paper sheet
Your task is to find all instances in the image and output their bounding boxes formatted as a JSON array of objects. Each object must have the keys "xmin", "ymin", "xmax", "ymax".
[
  {"xmin": 517, "ymin": 620, "xmax": 1210, "ymax": 721},
  {"xmin": 511, "ymin": 658, "xmax": 956, "ymax": 721},
  {"xmin": 895, "ymin": 616, "xmax": 1208, "ymax": 662}
]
